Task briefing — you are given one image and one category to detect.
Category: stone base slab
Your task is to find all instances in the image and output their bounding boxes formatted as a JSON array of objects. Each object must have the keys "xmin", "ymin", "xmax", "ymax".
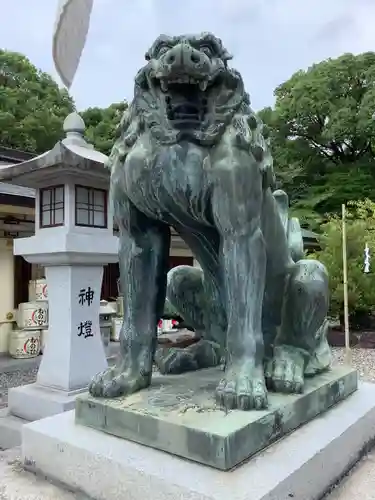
[
  {"xmin": 0, "ymin": 408, "xmax": 27, "ymax": 449},
  {"xmin": 8, "ymin": 383, "xmax": 86, "ymax": 421},
  {"xmin": 76, "ymin": 366, "xmax": 357, "ymax": 470},
  {"xmin": 22, "ymin": 383, "xmax": 375, "ymax": 500}
]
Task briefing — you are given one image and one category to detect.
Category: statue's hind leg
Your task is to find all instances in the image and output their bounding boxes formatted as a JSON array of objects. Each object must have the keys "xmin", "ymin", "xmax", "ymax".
[
  {"xmin": 89, "ymin": 195, "xmax": 170, "ymax": 398},
  {"xmin": 266, "ymin": 259, "xmax": 330, "ymax": 394},
  {"xmin": 166, "ymin": 265, "xmax": 207, "ymax": 337},
  {"xmin": 155, "ymin": 228, "xmax": 226, "ymax": 375},
  {"xmin": 176, "ymin": 226, "xmax": 227, "ymax": 349},
  {"xmin": 155, "ymin": 265, "xmax": 222, "ymax": 374}
]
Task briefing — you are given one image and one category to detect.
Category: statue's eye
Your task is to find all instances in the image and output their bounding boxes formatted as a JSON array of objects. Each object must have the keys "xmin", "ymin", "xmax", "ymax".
[
  {"xmin": 157, "ymin": 45, "xmax": 170, "ymax": 57},
  {"xmin": 200, "ymin": 45, "xmax": 213, "ymax": 57}
]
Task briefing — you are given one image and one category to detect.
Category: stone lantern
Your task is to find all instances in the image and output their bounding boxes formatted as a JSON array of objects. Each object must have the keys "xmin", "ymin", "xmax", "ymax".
[{"xmin": 0, "ymin": 112, "xmax": 118, "ymax": 422}]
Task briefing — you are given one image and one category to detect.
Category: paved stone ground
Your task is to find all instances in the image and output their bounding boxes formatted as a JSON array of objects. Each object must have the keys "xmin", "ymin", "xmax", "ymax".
[
  {"xmin": 0, "ymin": 447, "xmax": 91, "ymax": 499},
  {"xmin": 324, "ymin": 451, "xmax": 375, "ymax": 499},
  {"xmin": 1, "ymin": 447, "xmax": 375, "ymax": 500}
]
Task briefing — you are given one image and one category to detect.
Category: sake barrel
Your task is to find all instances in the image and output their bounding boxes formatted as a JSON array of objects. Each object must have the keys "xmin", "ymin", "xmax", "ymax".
[
  {"xmin": 17, "ymin": 302, "xmax": 48, "ymax": 329},
  {"xmin": 162, "ymin": 319, "xmax": 178, "ymax": 333},
  {"xmin": 111, "ymin": 317, "xmax": 122, "ymax": 341},
  {"xmin": 108, "ymin": 301, "xmax": 117, "ymax": 313},
  {"xmin": 158, "ymin": 319, "xmax": 178, "ymax": 334},
  {"xmin": 116, "ymin": 296, "xmax": 124, "ymax": 317},
  {"xmin": 40, "ymin": 328, "xmax": 48, "ymax": 353},
  {"xmin": 28, "ymin": 279, "xmax": 48, "ymax": 302},
  {"xmin": 8, "ymin": 329, "xmax": 41, "ymax": 359}
]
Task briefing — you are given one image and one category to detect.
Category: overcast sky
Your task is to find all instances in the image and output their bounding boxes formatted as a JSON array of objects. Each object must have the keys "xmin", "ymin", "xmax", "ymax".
[{"xmin": 2, "ymin": 0, "xmax": 375, "ymax": 111}]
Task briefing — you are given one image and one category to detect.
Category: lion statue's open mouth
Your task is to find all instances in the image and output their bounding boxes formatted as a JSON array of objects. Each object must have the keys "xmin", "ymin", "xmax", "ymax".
[
  {"xmin": 160, "ymin": 82, "xmax": 207, "ymax": 128},
  {"xmin": 150, "ymin": 40, "xmax": 226, "ymax": 128}
]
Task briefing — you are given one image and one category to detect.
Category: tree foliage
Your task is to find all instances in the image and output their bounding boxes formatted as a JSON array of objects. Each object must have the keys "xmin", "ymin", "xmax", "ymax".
[
  {"xmin": 311, "ymin": 199, "xmax": 375, "ymax": 320},
  {"xmin": 80, "ymin": 102, "xmax": 127, "ymax": 156},
  {"xmin": 0, "ymin": 50, "xmax": 75, "ymax": 153},
  {"xmin": 259, "ymin": 52, "xmax": 375, "ymax": 229}
]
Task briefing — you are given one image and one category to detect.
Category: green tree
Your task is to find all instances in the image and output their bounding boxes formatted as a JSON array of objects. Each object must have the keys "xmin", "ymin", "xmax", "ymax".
[
  {"xmin": 259, "ymin": 52, "xmax": 375, "ymax": 229},
  {"xmin": 0, "ymin": 50, "xmax": 75, "ymax": 153},
  {"xmin": 311, "ymin": 199, "xmax": 375, "ymax": 324},
  {"xmin": 80, "ymin": 102, "xmax": 127, "ymax": 156}
]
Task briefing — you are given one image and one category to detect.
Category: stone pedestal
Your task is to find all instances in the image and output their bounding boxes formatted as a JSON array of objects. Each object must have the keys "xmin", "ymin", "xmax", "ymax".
[
  {"xmin": 21, "ymin": 381, "xmax": 375, "ymax": 500},
  {"xmin": 75, "ymin": 366, "xmax": 357, "ymax": 470},
  {"xmin": 8, "ymin": 263, "xmax": 110, "ymax": 421},
  {"xmin": 9, "ymin": 235, "xmax": 118, "ymax": 421},
  {"xmin": 38, "ymin": 265, "xmax": 106, "ymax": 391}
]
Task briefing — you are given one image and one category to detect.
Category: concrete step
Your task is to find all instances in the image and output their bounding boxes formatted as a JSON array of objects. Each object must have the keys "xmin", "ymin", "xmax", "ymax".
[{"xmin": 0, "ymin": 409, "xmax": 27, "ymax": 450}]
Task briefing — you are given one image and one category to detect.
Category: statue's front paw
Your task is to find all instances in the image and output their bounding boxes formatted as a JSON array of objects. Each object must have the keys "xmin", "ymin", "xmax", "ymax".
[
  {"xmin": 266, "ymin": 345, "xmax": 307, "ymax": 394},
  {"xmin": 89, "ymin": 367, "xmax": 116, "ymax": 397},
  {"xmin": 89, "ymin": 366, "xmax": 151, "ymax": 398},
  {"xmin": 215, "ymin": 361, "xmax": 268, "ymax": 411}
]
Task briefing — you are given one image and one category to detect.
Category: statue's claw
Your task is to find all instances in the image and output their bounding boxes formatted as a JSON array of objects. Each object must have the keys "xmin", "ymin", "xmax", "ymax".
[
  {"xmin": 89, "ymin": 362, "xmax": 151, "ymax": 398},
  {"xmin": 215, "ymin": 360, "xmax": 268, "ymax": 411},
  {"xmin": 265, "ymin": 345, "xmax": 307, "ymax": 394}
]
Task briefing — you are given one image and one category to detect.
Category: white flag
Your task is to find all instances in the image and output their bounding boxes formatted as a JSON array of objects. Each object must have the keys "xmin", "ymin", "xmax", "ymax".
[
  {"xmin": 53, "ymin": 0, "xmax": 94, "ymax": 88},
  {"xmin": 364, "ymin": 243, "xmax": 371, "ymax": 273}
]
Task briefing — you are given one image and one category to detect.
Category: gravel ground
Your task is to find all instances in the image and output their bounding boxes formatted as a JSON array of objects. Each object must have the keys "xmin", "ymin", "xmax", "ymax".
[
  {"xmin": 0, "ymin": 347, "xmax": 374, "ymax": 411},
  {"xmin": 331, "ymin": 347, "xmax": 375, "ymax": 382},
  {"xmin": 0, "ymin": 368, "xmax": 38, "ymax": 409}
]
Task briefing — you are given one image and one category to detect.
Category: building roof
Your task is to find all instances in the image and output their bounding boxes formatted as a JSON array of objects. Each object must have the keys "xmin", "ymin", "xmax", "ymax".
[
  {"xmin": 0, "ymin": 147, "xmax": 37, "ymax": 198},
  {"xmin": 0, "ymin": 146, "xmax": 36, "ymax": 164},
  {"xmin": 302, "ymin": 228, "xmax": 318, "ymax": 241},
  {"xmin": 0, "ymin": 182, "xmax": 35, "ymax": 198}
]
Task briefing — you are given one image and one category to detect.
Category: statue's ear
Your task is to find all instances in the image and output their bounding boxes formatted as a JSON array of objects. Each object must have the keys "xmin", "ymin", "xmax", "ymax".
[
  {"xmin": 287, "ymin": 217, "xmax": 305, "ymax": 263},
  {"xmin": 273, "ymin": 190, "xmax": 289, "ymax": 234},
  {"xmin": 145, "ymin": 51, "xmax": 151, "ymax": 61}
]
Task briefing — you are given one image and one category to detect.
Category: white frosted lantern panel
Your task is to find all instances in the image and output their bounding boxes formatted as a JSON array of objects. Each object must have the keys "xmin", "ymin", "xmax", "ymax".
[
  {"xmin": 93, "ymin": 210, "xmax": 105, "ymax": 227},
  {"xmin": 93, "ymin": 189, "xmax": 105, "ymax": 207},
  {"xmin": 75, "ymin": 185, "xmax": 106, "ymax": 227},
  {"xmin": 54, "ymin": 208, "xmax": 64, "ymax": 225},
  {"xmin": 42, "ymin": 189, "xmax": 51, "ymax": 205},
  {"xmin": 76, "ymin": 208, "xmax": 88, "ymax": 225},
  {"xmin": 55, "ymin": 186, "xmax": 64, "ymax": 204},
  {"xmin": 41, "ymin": 210, "xmax": 51, "ymax": 227},
  {"xmin": 76, "ymin": 186, "xmax": 89, "ymax": 204},
  {"xmin": 40, "ymin": 186, "xmax": 65, "ymax": 227}
]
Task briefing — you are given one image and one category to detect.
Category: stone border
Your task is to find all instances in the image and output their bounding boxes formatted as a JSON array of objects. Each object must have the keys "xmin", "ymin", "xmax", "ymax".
[{"xmin": 328, "ymin": 328, "xmax": 375, "ymax": 348}]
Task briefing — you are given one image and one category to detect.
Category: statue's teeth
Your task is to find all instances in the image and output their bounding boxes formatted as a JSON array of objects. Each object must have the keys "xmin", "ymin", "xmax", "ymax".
[{"xmin": 199, "ymin": 80, "xmax": 208, "ymax": 91}]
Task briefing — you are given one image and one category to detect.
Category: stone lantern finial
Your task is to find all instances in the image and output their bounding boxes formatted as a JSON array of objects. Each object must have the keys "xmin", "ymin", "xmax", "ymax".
[
  {"xmin": 63, "ymin": 111, "xmax": 85, "ymax": 134},
  {"xmin": 62, "ymin": 111, "xmax": 93, "ymax": 148}
]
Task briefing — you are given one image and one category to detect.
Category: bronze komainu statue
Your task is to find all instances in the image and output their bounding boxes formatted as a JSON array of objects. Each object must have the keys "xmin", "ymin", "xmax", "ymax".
[{"xmin": 89, "ymin": 33, "xmax": 331, "ymax": 410}]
